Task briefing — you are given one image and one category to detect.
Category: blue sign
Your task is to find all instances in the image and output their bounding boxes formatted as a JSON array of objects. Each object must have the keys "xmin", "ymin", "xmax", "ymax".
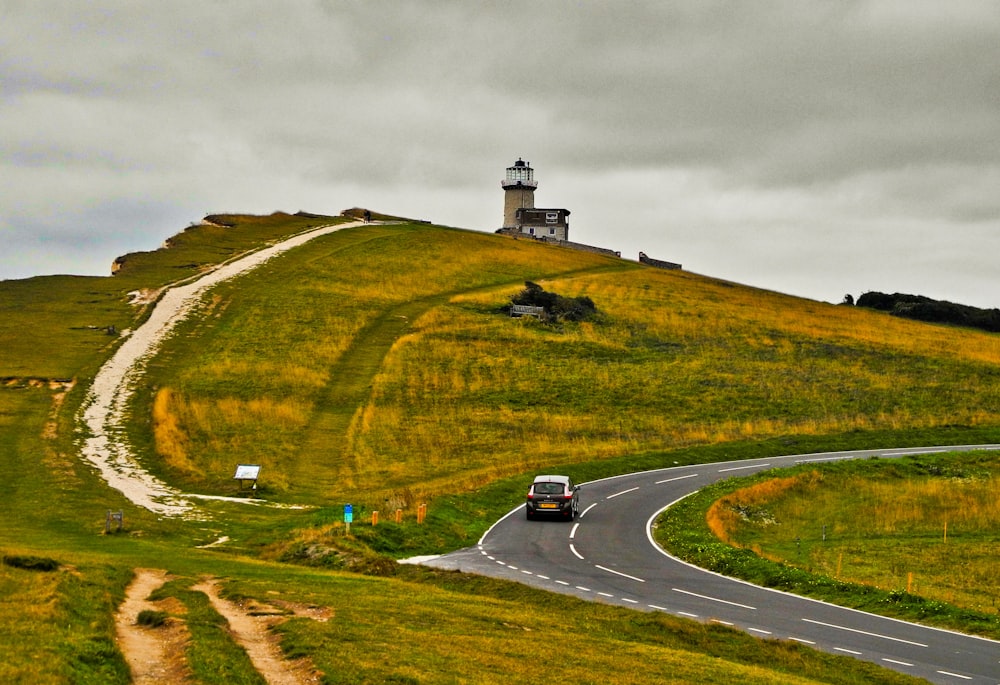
[{"xmin": 344, "ymin": 504, "xmax": 353, "ymax": 524}]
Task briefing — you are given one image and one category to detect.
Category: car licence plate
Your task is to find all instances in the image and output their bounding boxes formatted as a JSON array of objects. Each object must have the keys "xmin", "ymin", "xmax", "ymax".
[{"xmin": 539, "ymin": 503, "xmax": 559, "ymax": 509}]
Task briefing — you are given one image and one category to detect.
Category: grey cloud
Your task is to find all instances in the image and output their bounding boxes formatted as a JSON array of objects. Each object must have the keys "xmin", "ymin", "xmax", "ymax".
[{"xmin": 2, "ymin": 0, "xmax": 999, "ymax": 309}]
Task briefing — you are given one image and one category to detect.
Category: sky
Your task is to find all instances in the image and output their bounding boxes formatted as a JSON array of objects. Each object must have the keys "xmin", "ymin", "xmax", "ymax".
[{"xmin": 3, "ymin": 1, "xmax": 999, "ymax": 307}]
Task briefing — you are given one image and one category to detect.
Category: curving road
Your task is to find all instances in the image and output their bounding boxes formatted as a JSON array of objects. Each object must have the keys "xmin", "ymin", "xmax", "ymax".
[{"xmin": 422, "ymin": 445, "xmax": 1000, "ymax": 684}]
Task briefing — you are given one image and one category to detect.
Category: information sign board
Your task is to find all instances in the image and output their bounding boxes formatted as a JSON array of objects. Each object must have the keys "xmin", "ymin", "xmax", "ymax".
[{"xmin": 233, "ymin": 464, "xmax": 261, "ymax": 480}]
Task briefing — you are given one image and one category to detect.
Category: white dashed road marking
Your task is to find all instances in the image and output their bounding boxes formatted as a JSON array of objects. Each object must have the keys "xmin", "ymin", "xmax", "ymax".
[
  {"xmin": 594, "ymin": 565, "xmax": 646, "ymax": 583},
  {"xmin": 802, "ymin": 618, "xmax": 928, "ymax": 647},
  {"xmin": 606, "ymin": 486, "xmax": 640, "ymax": 499},
  {"xmin": 672, "ymin": 587, "xmax": 756, "ymax": 611}
]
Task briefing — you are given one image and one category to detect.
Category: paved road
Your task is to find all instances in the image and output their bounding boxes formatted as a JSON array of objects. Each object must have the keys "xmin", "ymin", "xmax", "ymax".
[{"xmin": 422, "ymin": 445, "xmax": 1000, "ymax": 684}]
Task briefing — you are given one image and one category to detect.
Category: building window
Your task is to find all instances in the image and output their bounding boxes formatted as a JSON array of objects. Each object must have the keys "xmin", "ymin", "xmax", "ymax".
[{"xmin": 546, "ymin": 212, "xmax": 558, "ymax": 224}]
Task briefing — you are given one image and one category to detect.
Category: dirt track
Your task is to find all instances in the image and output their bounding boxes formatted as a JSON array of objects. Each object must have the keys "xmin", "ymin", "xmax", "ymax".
[
  {"xmin": 78, "ymin": 220, "xmax": 363, "ymax": 517},
  {"xmin": 117, "ymin": 569, "xmax": 325, "ymax": 684},
  {"xmin": 115, "ymin": 569, "xmax": 191, "ymax": 684}
]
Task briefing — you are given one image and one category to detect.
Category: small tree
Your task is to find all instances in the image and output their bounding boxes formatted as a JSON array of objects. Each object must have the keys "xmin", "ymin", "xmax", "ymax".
[{"xmin": 509, "ymin": 282, "xmax": 597, "ymax": 322}]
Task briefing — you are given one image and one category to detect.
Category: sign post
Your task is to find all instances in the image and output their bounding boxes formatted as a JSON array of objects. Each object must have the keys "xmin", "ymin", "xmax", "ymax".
[
  {"xmin": 344, "ymin": 503, "xmax": 353, "ymax": 535},
  {"xmin": 233, "ymin": 464, "xmax": 261, "ymax": 497}
]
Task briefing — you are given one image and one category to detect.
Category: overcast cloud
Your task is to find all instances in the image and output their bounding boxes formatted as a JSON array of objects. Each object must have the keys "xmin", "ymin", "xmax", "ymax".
[{"xmin": 2, "ymin": 1, "xmax": 999, "ymax": 307}]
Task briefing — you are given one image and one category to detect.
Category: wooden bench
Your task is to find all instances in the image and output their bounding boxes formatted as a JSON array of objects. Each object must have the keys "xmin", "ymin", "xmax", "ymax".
[{"xmin": 511, "ymin": 304, "xmax": 546, "ymax": 318}]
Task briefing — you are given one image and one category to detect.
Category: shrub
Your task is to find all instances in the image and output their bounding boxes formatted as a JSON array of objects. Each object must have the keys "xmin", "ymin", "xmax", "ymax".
[
  {"xmin": 2, "ymin": 554, "xmax": 59, "ymax": 572},
  {"xmin": 857, "ymin": 291, "xmax": 1000, "ymax": 333},
  {"xmin": 509, "ymin": 281, "xmax": 598, "ymax": 322},
  {"xmin": 136, "ymin": 610, "xmax": 169, "ymax": 628}
]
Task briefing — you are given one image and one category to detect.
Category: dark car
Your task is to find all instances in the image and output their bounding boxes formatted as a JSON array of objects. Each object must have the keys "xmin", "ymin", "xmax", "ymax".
[{"xmin": 525, "ymin": 474, "xmax": 580, "ymax": 521}]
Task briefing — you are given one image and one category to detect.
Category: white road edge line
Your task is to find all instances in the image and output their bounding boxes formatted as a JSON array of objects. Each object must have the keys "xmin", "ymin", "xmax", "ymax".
[
  {"xmin": 802, "ymin": 618, "xmax": 928, "ymax": 647},
  {"xmin": 885, "ymin": 449, "xmax": 948, "ymax": 456},
  {"xmin": 606, "ymin": 486, "xmax": 640, "ymax": 499},
  {"xmin": 569, "ymin": 522, "xmax": 580, "ymax": 539},
  {"xmin": 594, "ymin": 564, "xmax": 646, "ymax": 583},
  {"xmin": 569, "ymin": 544, "xmax": 584, "ymax": 560},
  {"xmin": 644, "ymin": 476, "xmax": 1000, "ymax": 648},
  {"xmin": 580, "ymin": 503, "xmax": 599, "ymax": 518},
  {"xmin": 834, "ymin": 647, "xmax": 862, "ymax": 655},
  {"xmin": 882, "ymin": 658, "xmax": 914, "ymax": 667}
]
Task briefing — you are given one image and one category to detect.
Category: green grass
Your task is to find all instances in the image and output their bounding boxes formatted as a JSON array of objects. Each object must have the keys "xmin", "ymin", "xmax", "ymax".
[
  {"xmin": 150, "ymin": 578, "xmax": 266, "ymax": 684},
  {"xmin": 1, "ymin": 210, "xmax": 995, "ymax": 682},
  {"xmin": 710, "ymin": 451, "xmax": 1000, "ymax": 616},
  {"xmin": 0, "ymin": 212, "xmax": 345, "ymax": 380},
  {"xmin": 654, "ymin": 450, "xmax": 1000, "ymax": 639},
  {"xmin": 132, "ymin": 219, "xmax": 1000, "ymax": 509}
]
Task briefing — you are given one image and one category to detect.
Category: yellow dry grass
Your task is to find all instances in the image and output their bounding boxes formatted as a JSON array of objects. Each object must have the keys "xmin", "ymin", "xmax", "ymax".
[
  {"xmin": 714, "ymin": 462, "xmax": 1000, "ymax": 612},
  {"xmin": 146, "ymin": 223, "xmax": 1000, "ymax": 504}
]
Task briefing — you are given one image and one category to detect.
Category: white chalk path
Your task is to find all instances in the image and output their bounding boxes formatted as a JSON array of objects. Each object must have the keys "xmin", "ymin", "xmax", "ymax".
[{"xmin": 78, "ymin": 220, "xmax": 364, "ymax": 517}]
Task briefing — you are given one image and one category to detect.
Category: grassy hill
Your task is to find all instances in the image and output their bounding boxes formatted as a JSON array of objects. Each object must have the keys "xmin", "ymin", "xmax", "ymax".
[{"xmin": 3, "ymin": 211, "xmax": 997, "ymax": 683}]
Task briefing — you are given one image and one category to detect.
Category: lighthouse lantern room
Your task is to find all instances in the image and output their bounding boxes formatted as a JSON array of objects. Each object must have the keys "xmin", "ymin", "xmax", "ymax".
[{"xmin": 501, "ymin": 159, "xmax": 538, "ymax": 228}]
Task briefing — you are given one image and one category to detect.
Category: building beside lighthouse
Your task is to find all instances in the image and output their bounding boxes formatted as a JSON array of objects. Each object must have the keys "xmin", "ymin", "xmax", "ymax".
[{"xmin": 499, "ymin": 159, "xmax": 570, "ymax": 241}]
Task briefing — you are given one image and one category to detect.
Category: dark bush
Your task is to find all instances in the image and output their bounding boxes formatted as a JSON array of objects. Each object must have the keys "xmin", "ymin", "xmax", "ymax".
[
  {"xmin": 2, "ymin": 554, "xmax": 59, "ymax": 572},
  {"xmin": 509, "ymin": 282, "xmax": 598, "ymax": 322},
  {"xmin": 856, "ymin": 291, "xmax": 1000, "ymax": 333},
  {"xmin": 136, "ymin": 610, "xmax": 169, "ymax": 628}
]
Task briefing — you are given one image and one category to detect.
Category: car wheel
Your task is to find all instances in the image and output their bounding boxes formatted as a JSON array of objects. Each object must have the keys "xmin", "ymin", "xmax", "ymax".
[{"xmin": 526, "ymin": 509, "xmax": 533, "ymax": 520}]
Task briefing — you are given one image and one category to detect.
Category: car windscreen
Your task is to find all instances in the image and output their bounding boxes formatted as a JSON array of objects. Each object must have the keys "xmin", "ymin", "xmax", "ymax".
[{"xmin": 533, "ymin": 482, "xmax": 564, "ymax": 495}]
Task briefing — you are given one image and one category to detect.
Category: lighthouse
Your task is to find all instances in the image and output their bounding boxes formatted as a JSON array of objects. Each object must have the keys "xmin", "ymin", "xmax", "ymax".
[
  {"xmin": 499, "ymin": 158, "xmax": 570, "ymax": 241},
  {"xmin": 501, "ymin": 159, "xmax": 537, "ymax": 228}
]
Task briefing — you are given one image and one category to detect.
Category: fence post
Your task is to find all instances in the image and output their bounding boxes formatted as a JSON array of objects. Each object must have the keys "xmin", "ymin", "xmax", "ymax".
[
  {"xmin": 417, "ymin": 503, "xmax": 427, "ymax": 524},
  {"xmin": 371, "ymin": 511, "xmax": 379, "ymax": 526},
  {"xmin": 395, "ymin": 508, "xmax": 402, "ymax": 524}
]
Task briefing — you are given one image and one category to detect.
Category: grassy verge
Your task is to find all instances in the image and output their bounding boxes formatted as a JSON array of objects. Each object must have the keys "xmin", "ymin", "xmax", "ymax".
[
  {"xmin": 707, "ymin": 450, "xmax": 1000, "ymax": 614},
  {"xmin": 215, "ymin": 562, "xmax": 922, "ymax": 685},
  {"xmin": 654, "ymin": 450, "xmax": 1000, "ymax": 639}
]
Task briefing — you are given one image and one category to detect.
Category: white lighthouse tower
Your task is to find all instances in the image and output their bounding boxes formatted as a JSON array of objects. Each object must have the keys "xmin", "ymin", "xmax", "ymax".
[{"xmin": 501, "ymin": 158, "xmax": 537, "ymax": 228}]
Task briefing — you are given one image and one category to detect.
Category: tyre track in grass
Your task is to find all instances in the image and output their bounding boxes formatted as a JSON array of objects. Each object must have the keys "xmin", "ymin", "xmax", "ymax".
[
  {"xmin": 116, "ymin": 569, "xmax": 325, "ymax": 684},
  {"xmin": 293, "ymin": 262, "xmax": 639, "ymax": 501},
  {"xmin": 192, "ymin": 578, "xmax": 322, "ymax": 685},
  {"xmin": 115, "ymin": 569, "xmax": 191, "ymax": 685}
]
